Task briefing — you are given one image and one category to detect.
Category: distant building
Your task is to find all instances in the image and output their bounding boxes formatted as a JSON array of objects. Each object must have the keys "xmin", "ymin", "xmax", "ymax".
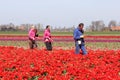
[
  {"xmin": 111, "ymin": 26, "xmax": 120, "ymax": 31},
  {"xmin": 18, "ymin": 26, "xmax": 26, "ymax": 31}
]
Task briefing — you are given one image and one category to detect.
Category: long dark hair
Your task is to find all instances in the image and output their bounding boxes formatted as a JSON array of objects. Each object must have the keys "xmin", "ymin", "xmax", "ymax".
[
  {"xmin": 46, "ymin": 25, "xmax": 51, "ymax": 32},
  {"xmin": 46, "ymin": 25, "xmax": 50, "ymax": 29}
]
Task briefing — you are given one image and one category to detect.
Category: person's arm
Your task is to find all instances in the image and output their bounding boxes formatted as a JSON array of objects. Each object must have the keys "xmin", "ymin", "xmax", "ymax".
[{"xmin": 73, "ymin": 29, "xmax": 81, "ymax": 40}]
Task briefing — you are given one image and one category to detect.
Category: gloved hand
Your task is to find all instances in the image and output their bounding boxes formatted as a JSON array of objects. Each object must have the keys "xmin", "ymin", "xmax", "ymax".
[
  {"xmin": 45, "ymin": 39, "xmax": 49, "ymax": 42},
  {"xmin": 80, "ymin": 35, "xmax": 84, "ymax": 38},
  {"xmin": 32, "ymin": 37, "xmax": 35, "ymax": 40}
]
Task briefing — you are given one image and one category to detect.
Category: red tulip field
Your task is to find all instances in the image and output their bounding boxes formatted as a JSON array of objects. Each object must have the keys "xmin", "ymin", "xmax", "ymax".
[
  {"xmin": 0, "ymin": 46, "xmax": 120, "ymax": 80},
  {"xmin": 0, "ymin": 35, "xmax": 120, "ymax": 80}
]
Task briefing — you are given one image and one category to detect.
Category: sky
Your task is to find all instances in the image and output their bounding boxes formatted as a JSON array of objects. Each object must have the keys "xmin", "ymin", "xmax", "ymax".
[{"xmin": 0, "ymin": 0, "xmax": 120, "ymax": 28}]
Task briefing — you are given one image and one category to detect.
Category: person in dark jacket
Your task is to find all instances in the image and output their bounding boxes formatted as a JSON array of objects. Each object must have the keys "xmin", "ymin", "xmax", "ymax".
[{"xmin": 73, "ymin": 23, "xmax": 87, "ymax": 55}]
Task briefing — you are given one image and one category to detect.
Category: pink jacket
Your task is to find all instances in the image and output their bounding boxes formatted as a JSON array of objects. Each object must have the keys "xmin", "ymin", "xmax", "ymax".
[
  {"xmin": 43, "ymin": 29, "xmax": 52, "ymax": 42},
  {"xmin": 28, "ymin": 29, "xmax": 35, "ymax": 40}
]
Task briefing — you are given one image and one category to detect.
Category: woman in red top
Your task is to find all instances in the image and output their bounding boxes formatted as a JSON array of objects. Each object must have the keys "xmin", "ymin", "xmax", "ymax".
[{"xmin": 43, "ymin": 25, "xmax": 53, "ymax": 51}]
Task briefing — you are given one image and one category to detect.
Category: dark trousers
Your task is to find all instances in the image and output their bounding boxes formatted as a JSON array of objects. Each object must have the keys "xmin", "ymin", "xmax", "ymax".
[
  {"xmin": 29, "ymin": 39, "xmax": 37, "ymax": 49},
  {"xmin": 45, "ymin": 42, "xmax": 52, "ymax": 51}
]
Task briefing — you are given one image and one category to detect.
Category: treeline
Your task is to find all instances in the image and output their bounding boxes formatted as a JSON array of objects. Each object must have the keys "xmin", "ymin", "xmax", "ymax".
[
  {"xmin": 0, "ymin": 23, "xmax": 43, "ymax": 31},
  {"xmin": 87, "ymin": 20, "xmax": 120, "ymax": 31},
  {"xmin": 0, "ymin": 23, "xmax": 75, "ymax": 32},
  {"xmin": 0, "ymin": 20, "xmax": 120, "ymax": 32}
]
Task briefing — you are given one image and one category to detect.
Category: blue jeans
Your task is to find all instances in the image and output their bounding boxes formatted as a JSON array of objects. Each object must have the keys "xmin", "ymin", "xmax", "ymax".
[{"xmin": 75, "ymin": 41, "xmax": 87, "ymax": 55}]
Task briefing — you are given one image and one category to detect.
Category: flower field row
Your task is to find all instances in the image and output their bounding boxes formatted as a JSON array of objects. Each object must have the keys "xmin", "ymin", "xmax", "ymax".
[
  {"xmin": 0, "ymin": 35, "xmax": 120, "ymax": 42},
  {"xmin": 0, "ymin": 46, "xmax": 120, "ymax": 80},
  {"xmin": 0, "ymin": 35, "xmax": 120, "ymax": 38}
]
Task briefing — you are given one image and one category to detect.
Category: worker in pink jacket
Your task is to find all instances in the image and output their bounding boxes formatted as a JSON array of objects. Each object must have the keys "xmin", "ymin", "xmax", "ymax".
[
  {"xmin": 43, "ymin": 25, "xmax": 53, "ymax": 51},
  {"xmin": 28, "ymin": 26, "xmax": 38, "ymax": 49}
]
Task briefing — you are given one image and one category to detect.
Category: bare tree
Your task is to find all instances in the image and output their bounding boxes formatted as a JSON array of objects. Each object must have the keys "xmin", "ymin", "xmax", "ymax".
[
  {"xmin": 96, "ymin": 21, "xmax": 105, "ymax": 31},
  {"xmin": 89, "ymin": 21, "xmax": 105, "ymax": 31},
  {"xmin": 108, "ymin": 20, "xmax": 117, "ymax": 27}
]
